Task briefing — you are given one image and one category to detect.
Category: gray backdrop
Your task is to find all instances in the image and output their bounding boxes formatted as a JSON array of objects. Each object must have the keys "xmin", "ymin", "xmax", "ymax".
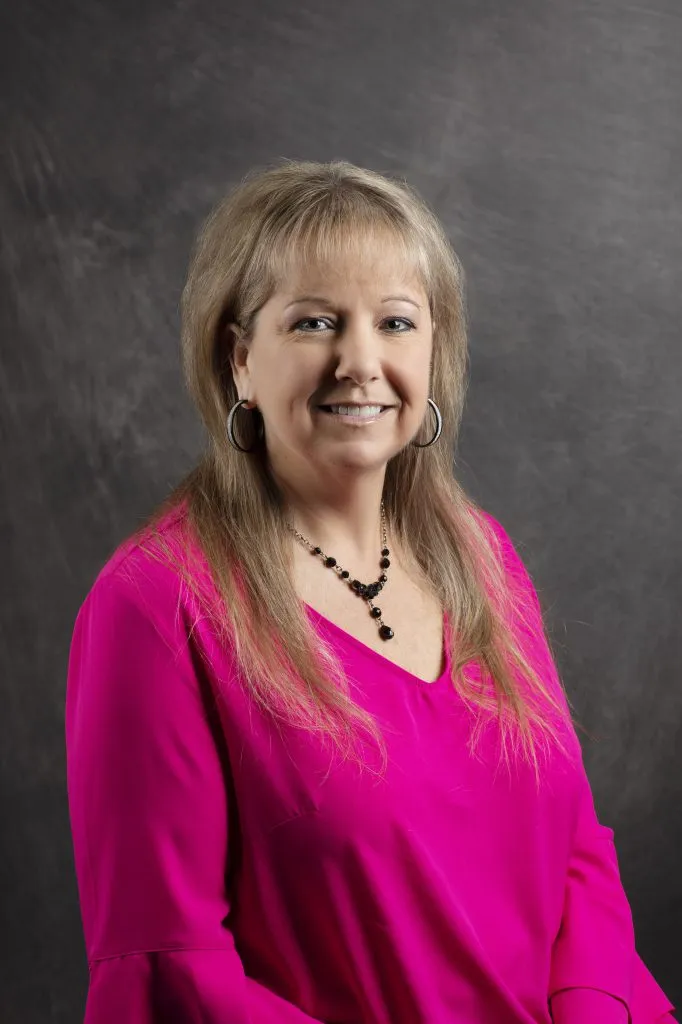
[{"xmin": 2, "ymin": 0, "xmax": 680, "ymax": 1020}]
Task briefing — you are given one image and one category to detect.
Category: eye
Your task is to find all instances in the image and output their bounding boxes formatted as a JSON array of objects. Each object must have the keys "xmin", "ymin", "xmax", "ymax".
[
  {"xmin": 293, "ymin": 317, "xmax": 333, "ymax": 332},
  {"xmin": 383, "ymin": 317, "xmax": 415, "ymax": 332},
  {"xmin": 292, "ymin": 317, "xmax": 416, "ymax": 333}
]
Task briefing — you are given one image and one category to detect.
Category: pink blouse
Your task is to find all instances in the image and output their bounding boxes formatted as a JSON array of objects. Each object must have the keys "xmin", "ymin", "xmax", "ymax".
[{"xmin": 65, "ymin": 503, "xmax": 676, "ymax": 1022}]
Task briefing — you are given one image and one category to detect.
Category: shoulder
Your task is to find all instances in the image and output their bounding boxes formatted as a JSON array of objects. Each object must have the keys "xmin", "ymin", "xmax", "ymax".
[
  {"xmin": 67, "ymin": 502, "xmax": 229, "ymax": 729},
  {"xmin": 469, "ymin": 505, "xmax": 574, "ymax": 717},
  {"xmin": 75, "ymin": 501, "xmax": 211, "ymax": 651},
  {"xmin": 469, "ymin": 505, "xmax": 544, "ymax": 615}
]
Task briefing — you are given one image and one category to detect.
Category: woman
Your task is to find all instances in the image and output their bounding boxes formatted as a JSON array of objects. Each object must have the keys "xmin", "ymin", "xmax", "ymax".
[{"xmin": 65, "ymin": 159, "xmax": 676, "ymax": 1023}]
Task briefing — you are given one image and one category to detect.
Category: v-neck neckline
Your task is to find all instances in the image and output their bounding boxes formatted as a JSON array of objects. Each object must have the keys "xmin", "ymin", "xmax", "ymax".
[{"xmin": 303, "ymin": 602, "xmax": 452, "ymax": 688}]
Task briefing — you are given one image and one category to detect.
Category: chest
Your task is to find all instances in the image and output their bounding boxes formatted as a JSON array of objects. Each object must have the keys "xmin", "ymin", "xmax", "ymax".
[{"xmin": 215, "ymin": 636, "xmax": 578, "ymax": 1002}]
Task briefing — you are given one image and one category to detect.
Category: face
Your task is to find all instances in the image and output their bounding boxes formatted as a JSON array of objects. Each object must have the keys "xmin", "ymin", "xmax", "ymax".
[{"xmin": 229, "ymin": 246, "xmax": 434, "ymax": 490}]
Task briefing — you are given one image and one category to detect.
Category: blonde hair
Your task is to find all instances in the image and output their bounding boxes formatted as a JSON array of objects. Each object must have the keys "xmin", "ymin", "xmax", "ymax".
[{"xmin": 134, "ymin": 158, "xmax": 572, "ymax": 784}]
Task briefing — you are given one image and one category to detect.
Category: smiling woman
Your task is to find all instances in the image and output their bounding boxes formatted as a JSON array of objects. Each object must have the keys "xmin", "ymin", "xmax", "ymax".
[
  {"xmin": 227, "ymin": 238, "xmax": 436, "ymax": 489},
  {"xmin": 65, "ymin": 159, "xmax": 676, "ymax": 1023}
]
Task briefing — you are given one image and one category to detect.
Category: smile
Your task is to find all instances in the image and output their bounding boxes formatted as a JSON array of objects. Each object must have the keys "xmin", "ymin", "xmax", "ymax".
[{"xmin": 317, "ymin": 404, "xmax": 392, "ymax": 424}]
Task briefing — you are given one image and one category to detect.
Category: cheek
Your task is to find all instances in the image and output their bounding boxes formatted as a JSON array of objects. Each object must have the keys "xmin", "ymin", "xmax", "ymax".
[
  {"xmin": 396, "ymin": 354, "xmax": 431, "ymax": 402},
  {"xmin": 258, "ymin": 357, "xmax": 320, "ymax": 419}
]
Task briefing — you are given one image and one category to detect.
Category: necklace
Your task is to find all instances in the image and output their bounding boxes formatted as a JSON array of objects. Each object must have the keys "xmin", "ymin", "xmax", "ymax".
[{"xmin": 287, "ymin": 502, "xmax": 395, "ymax": 641}]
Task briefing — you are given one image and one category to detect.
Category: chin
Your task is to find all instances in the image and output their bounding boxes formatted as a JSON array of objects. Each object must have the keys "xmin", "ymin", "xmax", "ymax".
[{"xmin": 321, "ymin": 442, "xmax": 397, "ymax": 473}]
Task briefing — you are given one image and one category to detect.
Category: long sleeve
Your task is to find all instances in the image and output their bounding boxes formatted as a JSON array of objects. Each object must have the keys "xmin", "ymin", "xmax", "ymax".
[
  {"xmin": 482, "ymin": 511, "xmax": 677, "ymax": 1024},
  {"xmin": 65, "ymin": 568, "xmax": 323, "ymax": 1024},
  {"xmin": 549, "ymin": 761, "xmax": 677, "ymax": 1022}
]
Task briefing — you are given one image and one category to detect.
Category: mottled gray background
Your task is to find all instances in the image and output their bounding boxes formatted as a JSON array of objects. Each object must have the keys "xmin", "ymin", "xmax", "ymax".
[{"xmin": 2, "ymin": 0, "xmax": 681, "ymax": 1020}]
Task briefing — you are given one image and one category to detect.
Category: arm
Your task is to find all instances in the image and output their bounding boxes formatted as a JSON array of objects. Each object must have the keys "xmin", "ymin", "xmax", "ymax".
[
  {"xmin": 480, "ymin": 511, "xmax": 677, "ymax": 1024},
  {"xmin": 547, "ymin": 777, "xmax": 634, "ymax": 1021},
  {"xmin": 65, "ymin": 568, "xmax": 323, "ymax": 1024}
]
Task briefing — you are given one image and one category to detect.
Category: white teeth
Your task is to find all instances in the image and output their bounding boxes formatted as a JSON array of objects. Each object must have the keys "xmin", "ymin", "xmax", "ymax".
[{"xmin": 327, "ymin": 405, "xmax": 384, "ymax": 417}]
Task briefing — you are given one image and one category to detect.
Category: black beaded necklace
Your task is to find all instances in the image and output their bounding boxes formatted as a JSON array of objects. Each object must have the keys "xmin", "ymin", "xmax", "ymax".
[{"xmin": 287, "ymin": 502, "xmax": 395, "ymax": 641}]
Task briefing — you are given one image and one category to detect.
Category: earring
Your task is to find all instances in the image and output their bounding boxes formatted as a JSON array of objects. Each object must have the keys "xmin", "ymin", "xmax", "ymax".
[
  {"xmin": 226, "ymin": 398, "xmax": 260, "ymax": 453},
  {"xmin": 411, "ymin": 398, "xmax": 443, "ymax": 448}
]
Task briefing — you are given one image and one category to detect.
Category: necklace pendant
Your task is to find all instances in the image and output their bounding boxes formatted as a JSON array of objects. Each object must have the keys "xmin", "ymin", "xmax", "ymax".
[{"xmin": 288, "ymin": 502, "xmax": 395, "ymax": 639}]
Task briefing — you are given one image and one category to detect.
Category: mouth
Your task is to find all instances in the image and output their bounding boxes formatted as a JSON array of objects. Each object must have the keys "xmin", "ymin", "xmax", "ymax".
[{"xmin": 316, "ymin": 404, "xmax": 394, "ymax": 424}]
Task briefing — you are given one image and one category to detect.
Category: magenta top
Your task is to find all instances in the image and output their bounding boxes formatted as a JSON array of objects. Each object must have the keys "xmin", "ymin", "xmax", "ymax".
[{"xmin": 65, "ymin": 503, "xmax": 676, "ymax": 1023}]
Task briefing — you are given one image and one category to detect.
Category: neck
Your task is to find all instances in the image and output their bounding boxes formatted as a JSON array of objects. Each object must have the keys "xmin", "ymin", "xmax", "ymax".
[{"xmin": 278, "ymin": 474, "xmax": 388, "ymax": 567}]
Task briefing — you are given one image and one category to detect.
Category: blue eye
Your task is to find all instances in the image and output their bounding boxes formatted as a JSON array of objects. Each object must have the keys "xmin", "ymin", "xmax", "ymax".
[
  {"xmin": 294, "ymin": 317, "xmax": 332, "ymax": 332},
  {"xmin": 292, "ymin": 317, "xmax": 415, "ymax": 333},
  {"xmin": 383, "ymin": 318, "xmax": 415, "ymax": 332}
]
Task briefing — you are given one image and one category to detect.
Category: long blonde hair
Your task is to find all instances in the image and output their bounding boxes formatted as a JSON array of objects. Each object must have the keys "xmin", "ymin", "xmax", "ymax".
[{"xmin": 134, "ymin": 158, "xmax": 572, "ymax": 783}]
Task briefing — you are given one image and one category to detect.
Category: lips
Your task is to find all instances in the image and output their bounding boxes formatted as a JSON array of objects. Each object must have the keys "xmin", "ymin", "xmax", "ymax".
[
  {"xmin": 317, "ymin": 403, "xmax": 394, "ymax": 411},
  {"xmin": 318, "ymin": 404, "xmax": 391, "ymax": 418}
]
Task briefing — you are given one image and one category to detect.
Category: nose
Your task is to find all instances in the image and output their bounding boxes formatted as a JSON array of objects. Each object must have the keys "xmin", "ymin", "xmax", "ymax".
[{"xmin": 332, "ymin": 318, "xmax": 382, "ymax": 386}]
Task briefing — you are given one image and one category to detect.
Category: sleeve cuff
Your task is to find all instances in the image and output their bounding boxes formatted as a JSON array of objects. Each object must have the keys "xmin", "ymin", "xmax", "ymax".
[
  {"xmin": 549, "ymin": 952, "xmax": 678, "ymax": 1024},
  {"xmin": 550, "ymin": 987, "xmax": 629, "ymax": 1023}
]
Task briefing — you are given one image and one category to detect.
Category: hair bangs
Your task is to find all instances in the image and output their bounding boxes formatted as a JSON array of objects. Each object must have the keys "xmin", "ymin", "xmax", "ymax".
[{"xmin": 263, "ymin": 196, "xmax": 433, "ymax": 307}]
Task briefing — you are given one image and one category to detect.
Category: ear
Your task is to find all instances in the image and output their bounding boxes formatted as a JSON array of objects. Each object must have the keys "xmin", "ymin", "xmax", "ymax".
[{"xmin": 226, "ymin": 322, "xmax": 254, "ymax": 405}]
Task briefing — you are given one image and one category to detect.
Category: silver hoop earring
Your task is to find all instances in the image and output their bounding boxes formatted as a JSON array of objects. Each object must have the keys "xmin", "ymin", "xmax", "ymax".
[
  {"xmin": 411, "ymin": 397, "xmax": 443, "ymax": 448},
  {"xmin": 226, "ymin": 398, "xmax": 260, "ymax": 453}
]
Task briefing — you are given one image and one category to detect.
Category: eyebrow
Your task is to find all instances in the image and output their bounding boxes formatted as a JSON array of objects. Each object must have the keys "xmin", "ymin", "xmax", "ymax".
[{"xmin": 283, "ymin": 294, "xmax": 422, "ymax": 310}]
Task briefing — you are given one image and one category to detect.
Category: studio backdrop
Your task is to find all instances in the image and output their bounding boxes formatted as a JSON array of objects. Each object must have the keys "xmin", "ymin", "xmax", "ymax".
[{"xmin": 1, "ymin": 0, "xmax": 680, "ymax": 1020}]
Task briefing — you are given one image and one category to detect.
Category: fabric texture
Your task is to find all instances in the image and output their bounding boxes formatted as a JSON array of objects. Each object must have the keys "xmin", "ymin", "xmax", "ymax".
[{"xmin": 65, "ymin": 502, "xmax": 676, "ymax": 1023}]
